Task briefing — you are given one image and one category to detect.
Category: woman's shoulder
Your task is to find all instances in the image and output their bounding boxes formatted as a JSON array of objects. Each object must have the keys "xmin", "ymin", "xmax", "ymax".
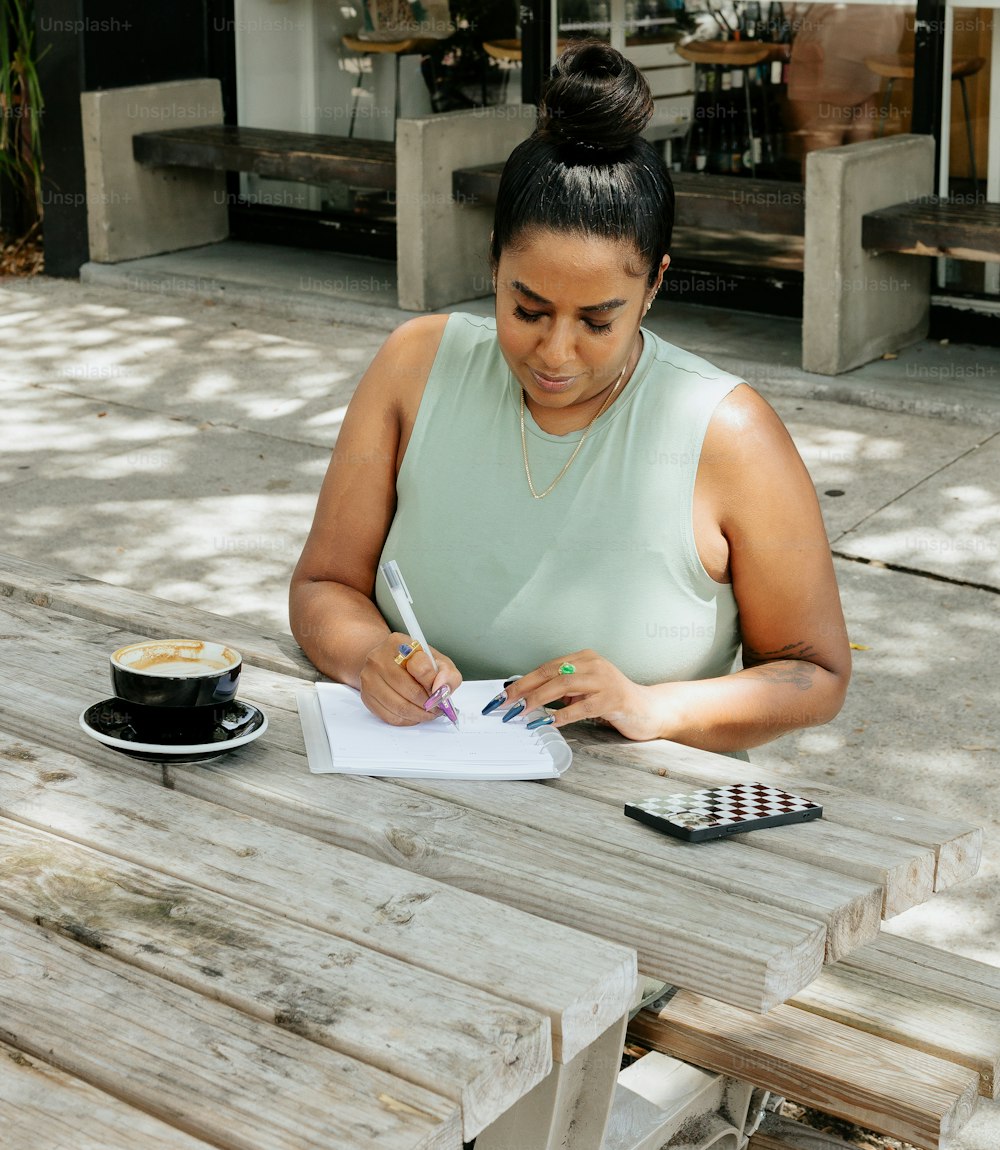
[
  {"xmin": 380, "ymin": 311, "xmax": 496, "ymax": 368},
  {"xmin": 362, "ymin": 311, "xmax": 498, "ymax": 426},
  {"xmin": 701, "ymin": 379, "xmax": 812, "ymax": 519},
  {"xmin": 645, "ymin": 330, "xmax": 745, "ymax": 389}
]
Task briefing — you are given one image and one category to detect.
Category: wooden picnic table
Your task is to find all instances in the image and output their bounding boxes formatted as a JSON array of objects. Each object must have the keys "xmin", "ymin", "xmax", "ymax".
[{"xmin": 0, "ymin": 552, "xmax": 984, "ymax": 1150}]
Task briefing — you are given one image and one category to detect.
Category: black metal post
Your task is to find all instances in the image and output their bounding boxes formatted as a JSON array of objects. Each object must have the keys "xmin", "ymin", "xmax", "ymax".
[
  {"xmin": 35, "ymin": 0, "xmax": 88, "ymax": 276},
  {"xmin": 912, "ymin": 0, "xmax": 946, "ymax": 180},
  {"xmin": 520, "ymin": 0, "xmax": 552, "ymax": 106}
]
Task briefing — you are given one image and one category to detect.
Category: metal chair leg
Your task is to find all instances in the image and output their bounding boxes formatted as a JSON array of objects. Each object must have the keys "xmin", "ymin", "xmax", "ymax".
[
  {"xmin": 393, "ymin": 53, "xmax": 402, "ymax": 139},
  {"xmin": 877, "ymin": 77, "xmax": 895, "ymax": 138},
  {"xmin": 348, "ymin": 55, "xmax": 368, "ymax": 139},
  {"xmin": 743, "ymin": 69, "xmax": 756, "ymax": 176},
  {"xmin": 957, "ymin": 75, "xmax": 978, "ymax": 195}
]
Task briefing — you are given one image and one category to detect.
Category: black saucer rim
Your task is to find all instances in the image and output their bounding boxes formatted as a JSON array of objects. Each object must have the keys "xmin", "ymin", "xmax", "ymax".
[{"xmin": 79, "ymin": 696, "xmax": 267, "ymax": 762}]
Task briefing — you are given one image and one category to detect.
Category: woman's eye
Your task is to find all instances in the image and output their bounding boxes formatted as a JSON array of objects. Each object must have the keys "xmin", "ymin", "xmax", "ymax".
[
  {"xmin": 513, "ymin": 305, "xmax": 543, "ymax": 323},
  {"xmin": 585, "ymin": 319, "xmax": 613, "ymax": 335},
  {"xmin": 514, "ymin": 305, "xmax": 613, "ymax": 335}
]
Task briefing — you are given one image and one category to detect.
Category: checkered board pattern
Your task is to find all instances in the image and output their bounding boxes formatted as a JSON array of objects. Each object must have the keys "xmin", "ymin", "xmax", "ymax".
[{"xmin": 624, "ymin": 783, "xmax": 823, "ymax": 843}]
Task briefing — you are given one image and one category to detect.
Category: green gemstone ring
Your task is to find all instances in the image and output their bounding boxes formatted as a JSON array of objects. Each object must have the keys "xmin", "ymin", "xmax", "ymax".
[{"xmin": 558, "ymin": 662, "xmax": 576, "ymax": 675}]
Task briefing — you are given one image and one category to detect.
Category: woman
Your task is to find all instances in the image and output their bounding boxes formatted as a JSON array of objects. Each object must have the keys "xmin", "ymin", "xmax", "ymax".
[{"xmin": 290, "ymin": 40, "xmax": 850, "ymax": 755}]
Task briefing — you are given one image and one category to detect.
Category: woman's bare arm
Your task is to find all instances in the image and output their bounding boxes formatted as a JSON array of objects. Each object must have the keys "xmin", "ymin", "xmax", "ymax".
[
  {"xmin": 289, "ymin": 314, "xmax": 457, "ymax": 718},
  {"xmin": 643, "ymin": 383, "xmax": 851, "ymax": 749}
]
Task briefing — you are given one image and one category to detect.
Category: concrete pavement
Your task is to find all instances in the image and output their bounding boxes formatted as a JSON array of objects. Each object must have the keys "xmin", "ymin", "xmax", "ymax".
[{"xmin": 3, "ymin": 247, "xmax": 1000, "ymax": 1145}]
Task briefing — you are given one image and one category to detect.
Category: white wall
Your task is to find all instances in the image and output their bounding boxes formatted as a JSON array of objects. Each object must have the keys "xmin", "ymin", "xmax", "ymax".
[{"xmin": 231, "ymin": 0, "xmax": 434, "ymax": 208}]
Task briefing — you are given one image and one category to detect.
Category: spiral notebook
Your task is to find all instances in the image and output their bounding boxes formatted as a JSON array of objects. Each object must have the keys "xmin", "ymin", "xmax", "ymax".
[{"xmin": 297, "ymin": 679, "xmax": 573, "ymax": 780}]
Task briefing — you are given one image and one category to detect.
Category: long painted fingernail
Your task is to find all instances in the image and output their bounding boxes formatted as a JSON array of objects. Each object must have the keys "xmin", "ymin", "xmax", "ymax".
[
  {"xmin": 481, "ymin": 690, "xmax": 506, "ymax": 715},
  {"xmin": 526, "ymin": 715, "xmax": 555, "ymax": 730},
  {"xmin": 423, "ymin": 684, "xmax": 450, "ymax": 712},
  {"xmin": 501, "ymin": 700, "xmax": 526, "ymax": 722},
  {"xmin": 503, "ymin": 675, "xmax": 523, "ymax": 688}
]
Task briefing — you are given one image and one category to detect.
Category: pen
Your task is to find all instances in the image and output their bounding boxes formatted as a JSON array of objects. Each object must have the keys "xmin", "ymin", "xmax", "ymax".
[
  {"xmin": 379, "ymin": 559, "xmax": 460, "ymax": 728},
  {"xmin": 379, "ymin": 559, "xmax": 438, "ymax": 673}
]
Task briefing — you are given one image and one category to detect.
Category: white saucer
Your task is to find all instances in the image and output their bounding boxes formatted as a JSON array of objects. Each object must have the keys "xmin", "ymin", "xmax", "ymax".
[{"xmin": 80, "ymin": 697, "xmax": 267, "ymax": 763}]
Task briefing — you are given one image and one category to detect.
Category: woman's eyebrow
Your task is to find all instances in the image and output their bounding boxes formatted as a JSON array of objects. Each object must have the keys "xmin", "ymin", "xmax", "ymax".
[{"xmin": 510, "ymin": 280, "xmax": 628, "ymax": 313}]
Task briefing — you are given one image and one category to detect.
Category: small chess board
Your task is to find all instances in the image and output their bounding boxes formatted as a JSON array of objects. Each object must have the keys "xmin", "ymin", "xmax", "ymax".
[{"xmin": 624, "ymin": 782, "xmax": 823, "ymax": 843}]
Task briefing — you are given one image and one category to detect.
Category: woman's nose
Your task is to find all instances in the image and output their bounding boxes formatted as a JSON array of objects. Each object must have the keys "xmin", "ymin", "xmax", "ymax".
[{"xmin": 536, "ymin": 318, "xmax": 575, "ymax": 369}]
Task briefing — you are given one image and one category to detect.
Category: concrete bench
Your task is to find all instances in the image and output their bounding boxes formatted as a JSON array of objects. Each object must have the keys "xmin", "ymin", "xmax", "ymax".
[
  {"xmin": 81, "ymin": 77, "xmax": 533, "ymax": 312},
  {"xmin": 802, "ymin": 133, "xmax": 1000, "ymax": 376},
  {"xmin": 629, "ymin": 932, "xmax": 1000, "ymax": 1150}
]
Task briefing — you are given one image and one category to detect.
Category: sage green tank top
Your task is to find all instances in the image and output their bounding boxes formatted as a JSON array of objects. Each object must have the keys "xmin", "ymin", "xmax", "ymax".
[{"xmin": 376, "ymin": 312, "xmax": 743, "ymax": 687}]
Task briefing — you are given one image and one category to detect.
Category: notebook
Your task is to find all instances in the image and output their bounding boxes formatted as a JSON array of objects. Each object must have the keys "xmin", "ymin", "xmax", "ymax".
[{"xmin": 297, "ymin": 679, "xmax": 573, "ymax": 780}]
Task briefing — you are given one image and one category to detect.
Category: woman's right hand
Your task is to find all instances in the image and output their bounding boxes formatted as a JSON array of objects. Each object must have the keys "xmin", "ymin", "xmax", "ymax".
[{"xmin": 359, "ymin": 633, "xmax": 463, "ymax": 727}]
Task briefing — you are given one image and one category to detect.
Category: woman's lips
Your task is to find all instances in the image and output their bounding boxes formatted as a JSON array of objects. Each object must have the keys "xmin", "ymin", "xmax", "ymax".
[{"xmin": 529, "ymin": 369, "xmax": 577, "ymax": 394}]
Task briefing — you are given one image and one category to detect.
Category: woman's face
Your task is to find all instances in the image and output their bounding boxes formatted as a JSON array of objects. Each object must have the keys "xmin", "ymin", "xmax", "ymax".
[{"xmin": 495, "ymin": 228, "xmax": 667, "ymax": 418}]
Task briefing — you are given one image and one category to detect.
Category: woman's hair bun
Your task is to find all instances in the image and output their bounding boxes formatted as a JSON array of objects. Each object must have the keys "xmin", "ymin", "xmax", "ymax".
[{"xmin": 537, "ymin": 40, "xmax": 654, "ymax": 157}]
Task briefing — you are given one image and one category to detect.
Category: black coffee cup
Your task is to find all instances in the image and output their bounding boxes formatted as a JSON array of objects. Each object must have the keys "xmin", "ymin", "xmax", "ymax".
[
  {"xmin": 111, "ymin": 639, "xmax": 242, "ymax": 706},
  {"xmin": 110, "ymin": 639, "xmax": 242, "ymax": 743}
]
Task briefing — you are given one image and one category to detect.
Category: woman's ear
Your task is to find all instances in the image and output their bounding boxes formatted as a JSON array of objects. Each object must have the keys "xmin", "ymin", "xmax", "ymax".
[{"xmin": 655, "ymin": 253, "xmax": 670, "ymax": 293}]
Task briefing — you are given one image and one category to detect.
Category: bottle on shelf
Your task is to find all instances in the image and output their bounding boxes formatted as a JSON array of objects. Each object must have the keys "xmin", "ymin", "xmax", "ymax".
[
  {"xmin": 709, "ymin": 112, "xmax": 729, "ymax": 175},
  {"xmin": 750, "ymin": 101, "xmax": 763, "ymax": 172},
  {"xmin": 693, "ymin": 123, "xmax": 708, "ymax": 172},
  {"xmin": 730, "ymin": 118, "xmax": 745, "ymax": 176}
]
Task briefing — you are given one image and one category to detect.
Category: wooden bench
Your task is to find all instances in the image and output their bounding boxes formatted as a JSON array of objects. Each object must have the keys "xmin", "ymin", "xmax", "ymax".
[
  {"xmin": 133, "ymin": 124, "xmax": 396, "ymax": 191},
  {"xmin": 862, "ymin": 197, "xmax": 1000, "ymax": 263},
  {"xmin": 628, "ymin": 932, "xmax": 1000, "ymax": 1150},
  {"xmin": 802, "ymin": 133, "xmax": 1000, "ymax": 375}
]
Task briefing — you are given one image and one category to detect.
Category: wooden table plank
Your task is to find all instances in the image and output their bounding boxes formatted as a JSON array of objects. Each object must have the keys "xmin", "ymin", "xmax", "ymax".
[
  {"xmin": 842, "ymin": 932, "xmax": 1000, "ymax": 1002},
  {"xmin": 566, "ymin": 729, "xmax": 981, "ymax": 893},
  {"xmin": 171, "ymin": 750, "xmax": 827, "ymax": 1012},
  {"xmin": 0, "ymin": 552, "xmax": 316, "ymax": 681},
  {"xmin": 553, "ymin": 749, "xmax": 934, "ymax": 920},
  {"xmin": 629, "ymin": 991, "xmax": 980, "ymax": 1150},
  {"xmin": 398, "ymin": 773, "xmax": 882, "ymax": 963},
  {"xmin": 0, "ymin": 1038, "xmax": 217, "ymax": 1150},
  {"xmin": 0, "ymin": 816, "xmax": 552, "ymax": 1139},
  {"xmin": 219, "ymin": 681, "xmax": 945, "ymax": 924},
  {"xmin": 0, "ymin": 912, "xmax": 460, "ymax": 1150},
  {"xmin": 0, "ymin": 731, "xmax": 634, "ymax": 1066},
  {"xmin": 789, "ymin": 933, "xmax": 1000, "ymax": 1098}
]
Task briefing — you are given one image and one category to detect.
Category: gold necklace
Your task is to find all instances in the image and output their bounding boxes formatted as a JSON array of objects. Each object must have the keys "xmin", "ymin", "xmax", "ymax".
[{"xmin": 519, "ymin": 358, "xmax": 630, "ymax": 500}]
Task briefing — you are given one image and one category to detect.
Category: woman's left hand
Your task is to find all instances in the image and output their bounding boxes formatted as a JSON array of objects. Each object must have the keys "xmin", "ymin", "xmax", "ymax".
[{"xmin": 495, "ymin": 649, "xmax": 664, "ymax": 742}]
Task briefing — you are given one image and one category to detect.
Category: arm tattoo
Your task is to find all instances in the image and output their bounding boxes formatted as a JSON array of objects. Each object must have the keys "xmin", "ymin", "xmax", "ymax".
[{"xmin": 743, "ymin": 639, "xmax": 819, "ymax": 691}]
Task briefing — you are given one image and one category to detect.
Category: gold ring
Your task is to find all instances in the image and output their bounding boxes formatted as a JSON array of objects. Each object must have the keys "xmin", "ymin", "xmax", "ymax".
[
  {"xmin": 394, "ymin": 640, "xmax": 423, "ymax": 666},
  {"xmin": 558, "ymin": 662, "xmax": 576, "ymax": 675}
]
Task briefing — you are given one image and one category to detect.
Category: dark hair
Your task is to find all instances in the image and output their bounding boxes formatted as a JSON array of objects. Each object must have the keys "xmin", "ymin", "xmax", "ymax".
[{"xmin": 490, "ymin": 40, "xmax": 674, "ymax": 287}]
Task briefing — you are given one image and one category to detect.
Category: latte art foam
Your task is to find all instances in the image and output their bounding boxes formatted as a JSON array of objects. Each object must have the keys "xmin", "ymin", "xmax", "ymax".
[
  {"xmin": 129, "ymin": 657, "xmax": 232, "ymax": 676},
  {"xmin": 112, "ymin": 640, "xmax": 240, "ymax": 677}
]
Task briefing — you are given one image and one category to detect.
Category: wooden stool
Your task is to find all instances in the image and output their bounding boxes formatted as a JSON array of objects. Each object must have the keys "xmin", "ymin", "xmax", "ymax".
[
  {"xmin": 865, "ymin": 52, "xmax": 986, "ymax": 188},
  {"xmin": 675, "ymin": 41, "xmax": 770, "ymax": 175},
  {"xmin": 483, "ymin": 39, "xmax": 522, "ymax": 103},
  {"xmin": 341, "ymin": 34, "xmax": 438, "ymax": 138}
]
